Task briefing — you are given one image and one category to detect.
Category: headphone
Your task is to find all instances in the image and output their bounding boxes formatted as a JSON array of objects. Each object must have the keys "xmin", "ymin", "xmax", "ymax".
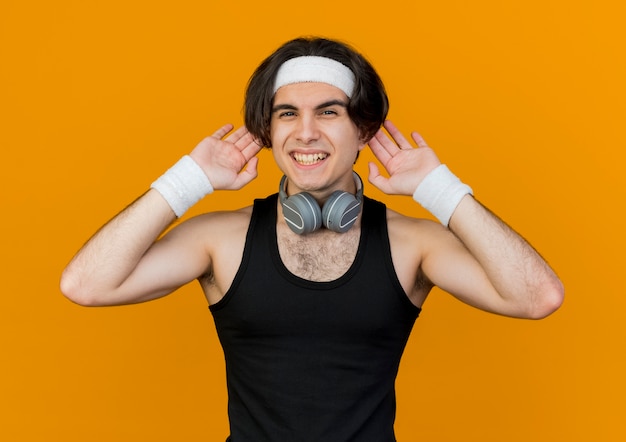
[{"xmin": 279, "ymin": 172, "xmax": 364, "ymax": 235}]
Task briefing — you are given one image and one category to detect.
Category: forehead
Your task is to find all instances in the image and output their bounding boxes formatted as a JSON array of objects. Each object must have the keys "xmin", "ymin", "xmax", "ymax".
[{"xmin": 273, "ymin": 82, "xmax": 349, "ymax": 106}]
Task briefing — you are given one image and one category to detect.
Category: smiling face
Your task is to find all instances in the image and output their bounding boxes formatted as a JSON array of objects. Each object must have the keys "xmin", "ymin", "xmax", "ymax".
[{"xmin": 270, "ymin": 82, "xmax": 365, "ymax": 201}]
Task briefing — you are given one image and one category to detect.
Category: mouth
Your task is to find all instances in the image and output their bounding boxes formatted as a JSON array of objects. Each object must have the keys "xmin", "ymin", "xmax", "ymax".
[{"xmin": 293, "ymin": 152, "xmax": 328, "ymax": 166}]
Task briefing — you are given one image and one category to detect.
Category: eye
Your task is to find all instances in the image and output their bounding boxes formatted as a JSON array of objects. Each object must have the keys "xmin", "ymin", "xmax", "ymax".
[
  {"xmin": 320, "ymin": 109, "xmax": 338, "ymax": 116},
  {"xmin": 279, "ymin": 111, "xmax": 296, "ymax": 118}
]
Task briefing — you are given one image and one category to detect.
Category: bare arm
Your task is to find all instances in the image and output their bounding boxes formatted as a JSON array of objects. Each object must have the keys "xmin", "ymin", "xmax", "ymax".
[
  {"xmin": 60, "ymin": 124, "xmax": 262, "ymax": 306},
  {"xmin": 368, "ymin": 121, "xmax": 564, "ymax": 318},
  {"xmin": 421, "ymin": 196, "xmax": 563, "ymax": 318}
]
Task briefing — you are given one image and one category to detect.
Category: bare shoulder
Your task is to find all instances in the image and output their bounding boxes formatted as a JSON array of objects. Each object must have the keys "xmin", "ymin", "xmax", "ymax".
[
  {"xmin": 385, "ymin": 208, "xmax": 444, "ymax": 239},
  {"xmin": 386, "ymin": 208, "xmax": 458, "ymax": 249},
  {"xmin": 385, "ymin": 208, "xmax": 441, "ymax": 265},
  {"xmin": 172, "ymin": 206, "xmax": 253, "ymax": 304},
  {"xmin": 157, "ymin": 206, "xmax": 253, "ymax": 272},
  {"xmin": 171, "ymin": 206, "xmax": 253, "ymax": 253},
  {"xmin": 189, "ymin": 205, "xmax": 253, "ymax": 231},
  {"xmin": 384, "ymin": 208, "xmax": 451, "ymax": 306},
  {"xmin": 170, "ymin": 206, "xmax": 252, "ymax": 235}
]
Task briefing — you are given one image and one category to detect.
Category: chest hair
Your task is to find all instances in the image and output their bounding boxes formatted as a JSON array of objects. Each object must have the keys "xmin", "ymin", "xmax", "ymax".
[{"xmin": 276, "ymin": 224, "xmax": 361, "ymax": 282}]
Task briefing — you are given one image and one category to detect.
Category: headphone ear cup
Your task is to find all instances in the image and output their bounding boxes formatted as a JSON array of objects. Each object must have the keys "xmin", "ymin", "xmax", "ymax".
[
  {"xmin": 322, "ymin": 191, "xmax": 361, "ymax": 233},
  {"xmin": 281, "ymin": 192, "xmax": 323, "ymax": 235}
]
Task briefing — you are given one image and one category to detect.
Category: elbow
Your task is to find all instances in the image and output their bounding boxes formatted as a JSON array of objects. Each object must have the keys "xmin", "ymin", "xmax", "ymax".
[
  {"xmin": 60, "ymin": 269, "xmax": 104, "ymax": 307},
  {"xmin": 527, "ymin": 278, "xmax": 565, "ymax": 320}
]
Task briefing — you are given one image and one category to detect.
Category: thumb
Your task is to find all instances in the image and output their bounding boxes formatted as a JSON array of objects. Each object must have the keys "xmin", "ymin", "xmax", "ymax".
[
  {"xmin": 233, "ymin": 156, "xmax": 259, "ymax": 189},
  {"xmin": 367, "ymin": 162, "xmax": 392, "ymax": 194}
]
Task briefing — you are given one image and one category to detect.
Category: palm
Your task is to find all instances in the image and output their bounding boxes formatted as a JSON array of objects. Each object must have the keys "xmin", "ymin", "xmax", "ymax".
[
  {"xmin": 190, "ymin": 125, "xmax": 262, "ymax": 190},
  {"xmin": 367, "ymin": 120, "xmax": 441, "ymax": 195}
]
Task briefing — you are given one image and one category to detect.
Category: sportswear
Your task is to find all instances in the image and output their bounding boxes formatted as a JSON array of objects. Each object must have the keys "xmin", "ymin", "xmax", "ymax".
[{"xmin": 210, "ymin": 194, "xmax": 421, "ymax": 441}]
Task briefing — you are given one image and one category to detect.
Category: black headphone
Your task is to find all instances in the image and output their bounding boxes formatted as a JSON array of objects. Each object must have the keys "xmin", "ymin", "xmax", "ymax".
[{"xmin": 279, "ymin": 172, "xmax": 364, "ymax": 235}]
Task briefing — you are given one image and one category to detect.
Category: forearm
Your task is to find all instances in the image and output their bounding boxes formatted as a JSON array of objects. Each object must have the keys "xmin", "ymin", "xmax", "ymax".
[
  {"xmin": 60, "ymin": 189, "xmax": 176, "ymax": 305},
  {"xmin": 60, "ymin": 125, "xmax": 261, "ymax": 306},
  {"xmin": 448, "ymin": 195, "xmax": 564, "ymax": 318},
  {"xmin": 368, "ymin": 122, "xmax": 563, "ymax": 317}
]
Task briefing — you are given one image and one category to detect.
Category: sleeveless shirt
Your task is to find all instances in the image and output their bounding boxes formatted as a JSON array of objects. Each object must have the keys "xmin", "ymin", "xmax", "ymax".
[{"xmin": 210, "ymin": 194, "xmax": 421, "ymax": 442}]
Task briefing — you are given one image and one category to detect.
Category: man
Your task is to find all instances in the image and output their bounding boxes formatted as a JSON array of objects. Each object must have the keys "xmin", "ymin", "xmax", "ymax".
[{"xmin": 61, "ymin": 37, "xmax": 564, "ymax": 441}]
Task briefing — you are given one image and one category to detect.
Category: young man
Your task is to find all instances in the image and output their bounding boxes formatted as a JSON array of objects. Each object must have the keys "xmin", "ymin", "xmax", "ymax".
[{"xmin": 61, "ymin": 37, "xmax": 564, "ymax": 441}]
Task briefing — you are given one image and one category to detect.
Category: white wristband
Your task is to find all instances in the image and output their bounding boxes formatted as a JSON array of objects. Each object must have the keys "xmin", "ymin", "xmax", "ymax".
[
  {"xmin": 412, "ymin": 164, "xmax": 473, "ymax": 227},
  {"xmin": 150, "ymin": 155, "xmax": 214, "ymax": 217}
]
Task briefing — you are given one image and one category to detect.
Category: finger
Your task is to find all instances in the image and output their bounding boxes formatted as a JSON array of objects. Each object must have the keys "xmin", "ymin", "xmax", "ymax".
[
  {"xmin": 371, "ymin": 128, "xmax": 403, "ymax": 158},
  {"xmin": 368, "ymin": 131, "xmax": 393, "ymax": 164},
  {"xmin": 232, "ymin": 129, "xmax": 255, "ymax": 148},
  {"xmin": 233, "ymin": 156, "xmax": 259, "ymax": 188},
  {"xmin": 233, "ymin": 129, "xmax": 262, "ymax": 151},
  {"xmin": 224, "ymin": 125, "xmax": 249, "ymax": 143},
  {"xmin": 240, "ymin": 137, "xmax": 263, "ymax": 161},
  {"xmin": 411, "ymin": 131, "xmax": 430, "ymax": 149},
  {"xmin": 367, "ymin": 162, "xmax": 393, "ymax": 194},
  {"xmin": 211, "ymin": 124, "xmax": 235, "ymax": 139},
  {"xmin": 367, "ymin": 161, "xmax": 383, "ymax": 184},
  {"xmin": 383, "ymin": 120, "xmax": 413, "ymax": 149}
]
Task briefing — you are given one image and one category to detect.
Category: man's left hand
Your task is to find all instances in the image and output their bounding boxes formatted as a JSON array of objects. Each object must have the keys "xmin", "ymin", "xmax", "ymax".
[{"xmin": 367, "ymin": 120, "xmax": 442, "ymax": 196}]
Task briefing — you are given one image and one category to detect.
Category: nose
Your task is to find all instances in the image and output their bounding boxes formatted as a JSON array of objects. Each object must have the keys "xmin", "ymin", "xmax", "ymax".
[{"xmin": 295, "ymin": 114, "xmax": 320, "ymax": 144}]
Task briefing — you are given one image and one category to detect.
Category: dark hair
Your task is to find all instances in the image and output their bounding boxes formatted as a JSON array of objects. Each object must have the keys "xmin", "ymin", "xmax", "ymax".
[{"xmin": 244, "ymin": 37, "xmax": 389, "ymax": 147}]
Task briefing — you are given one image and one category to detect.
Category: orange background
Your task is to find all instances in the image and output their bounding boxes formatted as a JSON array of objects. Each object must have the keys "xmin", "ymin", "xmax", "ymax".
[{"xmin": 2, "ymin": 0, "xmax": 625, "ymax": 440}]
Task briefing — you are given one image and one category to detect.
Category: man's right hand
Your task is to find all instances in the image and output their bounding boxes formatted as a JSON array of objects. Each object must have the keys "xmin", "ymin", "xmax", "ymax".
[{"xmin": 189, "ymin": 124, "xmax": 263, "ymax": 190}]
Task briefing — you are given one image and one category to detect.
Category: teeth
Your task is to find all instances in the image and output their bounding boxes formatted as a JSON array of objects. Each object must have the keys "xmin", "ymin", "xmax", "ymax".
[{"xmin": 293, "ymin": 152, "xmax": 328, "ymax": 165}]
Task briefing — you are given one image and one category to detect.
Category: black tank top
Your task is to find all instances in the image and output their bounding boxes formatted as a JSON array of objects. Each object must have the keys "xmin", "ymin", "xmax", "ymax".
[{"xmin": 210, "ymin": 194, "xmax": 421, "ymax": 442}]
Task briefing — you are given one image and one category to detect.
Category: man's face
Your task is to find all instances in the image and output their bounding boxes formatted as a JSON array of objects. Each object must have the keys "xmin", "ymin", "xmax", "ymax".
[{"xmin": 270, "ymin": 82, "xmax": 365, "ymax": 199}]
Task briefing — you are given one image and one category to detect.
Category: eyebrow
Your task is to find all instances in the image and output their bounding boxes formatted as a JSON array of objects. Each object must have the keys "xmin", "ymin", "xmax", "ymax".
[{"xmin": 271, "ymin": 99, "xmax": 348, "ymax": 114}]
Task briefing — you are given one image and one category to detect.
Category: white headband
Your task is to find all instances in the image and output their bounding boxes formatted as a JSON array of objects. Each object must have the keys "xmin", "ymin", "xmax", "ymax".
[{"xmin": 273, "ymin": 56, "xmax": 356, "ymax": 98}]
